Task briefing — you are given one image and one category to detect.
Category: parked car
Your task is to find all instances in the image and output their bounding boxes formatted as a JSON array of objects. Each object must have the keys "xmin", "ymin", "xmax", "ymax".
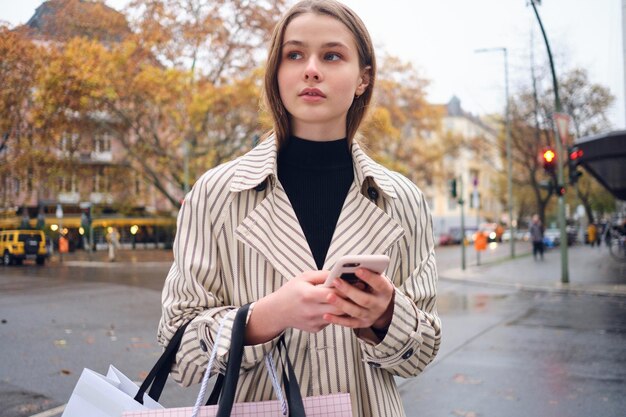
[
  {"xmin": 446, "ymin": 228, "xmax": 464, "ymax": 245},
  {"xmin": 0, "ymin": 229, "xmax": 49, "ymax": 266},
  {"xmin": 502, "ymin": 229, "xmax": 530, "ymax": 242},
  {"xmin": 437, "ymin": 233, "xmax": 454, "ymax": 246},
  {"xmin": 543, "ymin": 228, "xmax": 561, "ymax": 248}
]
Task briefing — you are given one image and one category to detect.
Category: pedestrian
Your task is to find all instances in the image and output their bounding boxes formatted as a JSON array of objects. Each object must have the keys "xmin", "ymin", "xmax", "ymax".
[
  {"xmin": 157, "ymin": 1, "xmax": 441, "ymax": 416},
  {"xmin": 587, "ymin": 222, "xmax": 597, "ymax": 247},
  {"xmin": 596, "ymin": 222, "xmax": 605, "ymax": 247},
  {"xmin": 529, "ymin": 214, "xmax": 544, "ymax": 261},
  {"xmin": 106, "ymin": 227, "xmax": 120, "ymax": 262}
]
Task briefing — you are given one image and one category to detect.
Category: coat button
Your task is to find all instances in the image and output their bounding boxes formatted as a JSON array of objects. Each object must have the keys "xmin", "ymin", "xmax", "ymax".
[
  {"xmin": 367, "ymin": 187, "xmax": 379, "ymax": 201},
  {"xmin": 402, "ymin": 348, "xmax": 414, "ymax": 360},
  {"xmin": 254, "ymin": 181, "xmax": 267, "ymax": 192},
  {"xmin": 367, "ymin": 361, "xmax": 381, "ymax": 368},
  {"xmin": 199, "ymin": 340, "xmax": 208, "ymax": 352}
]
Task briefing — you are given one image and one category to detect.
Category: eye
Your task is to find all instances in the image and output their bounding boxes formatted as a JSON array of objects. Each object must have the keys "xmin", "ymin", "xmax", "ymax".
[
  {"xmin": 324, "ymin": 52, "xmax": 341, "ymax": 61},
  {"xmin": 286, "ymin": 51, "xmax": 302, "ymax": 60}
]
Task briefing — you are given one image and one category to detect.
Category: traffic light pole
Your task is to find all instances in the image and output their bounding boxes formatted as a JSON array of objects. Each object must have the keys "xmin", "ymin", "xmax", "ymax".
[
  {"xmin": 530, "ymin": 1, "xmax": 569, "ymax": 284},
  {"xmin": 460, "ymin": 177, "xmax": 466, "ymax": 271}
]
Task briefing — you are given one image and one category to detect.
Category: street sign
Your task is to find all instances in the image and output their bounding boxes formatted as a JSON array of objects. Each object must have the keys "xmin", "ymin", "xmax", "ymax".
[
  {"xmin": 554, "ymin": 112, "xmax": 570, "ymax": 145},
  {"xmin": 472, "ymin": 189, "xmax": 479, "ymax": 209}
]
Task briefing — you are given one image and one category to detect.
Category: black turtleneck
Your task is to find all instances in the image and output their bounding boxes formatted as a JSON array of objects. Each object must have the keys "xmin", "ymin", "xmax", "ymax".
[{"xmin": 278, "ymin": 136, "xmax": 354, "ymax": 270}]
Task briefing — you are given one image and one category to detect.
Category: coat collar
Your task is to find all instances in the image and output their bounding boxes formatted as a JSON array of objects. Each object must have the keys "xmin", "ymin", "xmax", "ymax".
[{"xmin": 229, "ymin": 134, "xmax": 398, "ymax": 200}]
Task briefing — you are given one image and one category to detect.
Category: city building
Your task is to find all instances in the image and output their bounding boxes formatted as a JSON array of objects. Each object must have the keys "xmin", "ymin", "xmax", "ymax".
[
  {"xmin": 0, "ymin": 0, "xmax": 176, "ymax": 249},
  {"xmin": 427, "ymin": 96, "xmax": 506, "ymax": 242}
]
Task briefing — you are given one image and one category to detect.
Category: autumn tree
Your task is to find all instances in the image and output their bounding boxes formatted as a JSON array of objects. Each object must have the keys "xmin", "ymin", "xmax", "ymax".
[
  {"xmin": 362, "ymin": 54, "xmax": 450, "ymax": 187},
  {"xmin": 0, "ymin": 27, "xmax": 45, "ymax": 208},
  {"xmin": 89, "ymin": 0, "xmax": 288, "ymax": 207},
  {"xmin": 558, "ymin": 68, "xmax": 616, "ymax": 224},
  {"xmin": 507, "ymin": 66, "xmax": 615, "ymax": 226}
]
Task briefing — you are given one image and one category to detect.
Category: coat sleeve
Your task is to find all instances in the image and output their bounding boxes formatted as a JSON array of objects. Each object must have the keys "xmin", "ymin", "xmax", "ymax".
[
  {"xmin": 358, "ymin": 185, "xmax": 442, "ymax": 378},
  {"xmin": 157, "ymin": 172, "xmax": 278, "ymax": 387}
]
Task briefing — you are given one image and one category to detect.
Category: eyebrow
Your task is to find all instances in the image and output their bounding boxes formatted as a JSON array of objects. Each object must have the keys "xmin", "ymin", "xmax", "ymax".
[{"xmin": 282, "ymin": 40, "xmax": 350, "ymax": 50}]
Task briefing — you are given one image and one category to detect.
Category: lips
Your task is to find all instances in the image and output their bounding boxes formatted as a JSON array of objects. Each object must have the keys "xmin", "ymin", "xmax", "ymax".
[{"xmin": 299, "ymin": 87, "xmax": 326, "ymax": 98}]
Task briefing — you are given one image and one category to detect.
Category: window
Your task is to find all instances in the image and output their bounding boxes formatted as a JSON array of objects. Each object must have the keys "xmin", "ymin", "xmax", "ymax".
[
  {"xmin": 95, "ymin": 168, "xmax": 111, "ymax": 193},
  {"xmin": 60, "ymin": 132, "xmax": 79, "ymax": 152},
  {"xmin": 94, "ymin": 132, "xmax": 112, "ymax": 153},
  {"xmin": 59, "ymin": 174, "xmax": 77, "ymax": 193}
]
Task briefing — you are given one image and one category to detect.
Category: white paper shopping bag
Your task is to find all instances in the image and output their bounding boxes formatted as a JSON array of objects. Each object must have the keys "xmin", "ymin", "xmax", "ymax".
[{"xmin": 61, "ymin": 365, "xmax": 163, "ymax": 417}]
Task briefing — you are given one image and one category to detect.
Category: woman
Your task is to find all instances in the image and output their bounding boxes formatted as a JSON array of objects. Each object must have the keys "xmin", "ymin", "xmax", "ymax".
[{"xmin": 158, "ymin": 1, "xmax": 441, "ymax": 415}]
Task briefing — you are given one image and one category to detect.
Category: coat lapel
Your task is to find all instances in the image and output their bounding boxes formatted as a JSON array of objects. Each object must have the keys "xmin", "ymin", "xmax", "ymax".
[
  {"xmin": 322, "ymin": 182, "xmax": 405, "ymax": 271},
  {"xmin": 233, "ymin": 136, "xmax": 405, "ymax": 279},
  {"xmin": 235, "ymin": 180, "xmax": 317, "ymax": 281}
]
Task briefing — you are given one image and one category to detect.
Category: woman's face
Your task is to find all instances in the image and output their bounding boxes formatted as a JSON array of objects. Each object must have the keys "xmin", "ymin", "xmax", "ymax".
[{"xmin": 277, "ymin": 12, "xmax": 368, "ymax": 140}]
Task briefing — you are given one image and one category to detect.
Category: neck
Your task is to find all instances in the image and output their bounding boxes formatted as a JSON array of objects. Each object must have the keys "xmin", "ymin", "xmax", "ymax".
[{"xmin": 290, "ymin": 118, "xmax": 348, "ymax": 142}]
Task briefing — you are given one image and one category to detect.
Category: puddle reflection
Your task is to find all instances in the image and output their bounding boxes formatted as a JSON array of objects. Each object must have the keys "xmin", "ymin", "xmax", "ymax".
[{"xmin": 438, "ymin": 291, "xmax": 509, "ymax": 314}]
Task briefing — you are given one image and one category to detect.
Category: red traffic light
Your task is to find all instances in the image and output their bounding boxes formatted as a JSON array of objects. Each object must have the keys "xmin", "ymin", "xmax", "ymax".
[
  {"xmin": 540, "ymin": 147, "xmax": 556, "ymax": 172},
  {"xmin": 543, "ymin": 149, "xmax": 556, "ymax": 163},
  {"xmin": 569, "ymin": 149, "xmax": 584, "ymax": 160}
]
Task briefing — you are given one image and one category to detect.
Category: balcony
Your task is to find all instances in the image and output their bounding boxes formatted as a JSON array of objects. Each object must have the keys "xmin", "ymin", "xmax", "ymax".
[
  {"xmin": 58, "ymin": 192, "xmax": 80, "ymax": 204},
  {"xmin": 90, "ymin": 150, "xmax": 113, "ymax": 162},
  {"xmin": 90, "ymin": 192, "xmax": 113, "ymax": 204}
]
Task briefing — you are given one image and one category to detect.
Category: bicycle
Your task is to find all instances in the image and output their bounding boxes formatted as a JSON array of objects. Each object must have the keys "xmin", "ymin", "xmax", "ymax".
[{"xmin": 607, "ymin": 227, "xmax": 626, "ymax": 261}]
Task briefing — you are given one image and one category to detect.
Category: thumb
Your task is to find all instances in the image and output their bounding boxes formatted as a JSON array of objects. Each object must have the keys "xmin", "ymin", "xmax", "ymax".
[{"xmin": 302, "ymin": 270, "xmax": 329, "ymax": 285}]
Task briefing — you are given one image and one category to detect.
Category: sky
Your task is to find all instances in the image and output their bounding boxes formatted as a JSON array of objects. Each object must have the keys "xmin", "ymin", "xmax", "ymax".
[{"xmin": 2, "ymin": 0, "xmax": 624, "ymax": 132}]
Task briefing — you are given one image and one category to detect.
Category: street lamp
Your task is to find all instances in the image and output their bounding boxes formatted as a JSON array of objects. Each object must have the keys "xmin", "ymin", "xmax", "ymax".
[
  {"xmin": 529, "ymin": 0, "xmax": 569, "ymax": 284},
  {"xmin": 475, "ymin": 47, "xmax": 515, "ymax": 259}
]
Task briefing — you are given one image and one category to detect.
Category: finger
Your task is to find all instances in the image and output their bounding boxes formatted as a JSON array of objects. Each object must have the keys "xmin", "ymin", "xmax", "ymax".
[
  {"xmin": 355, "ymin": 269, "xmax": 390, "ymax": 293},
  {"xmin": 332, "ymin": 277, "xmax": 371, "ymax": 308},
  {"xmin": 326, "ymin": 290, "xmax": 368, "ymax": 319},
  {"xmin": 323, "ymin": 312, "xmax": 363, "ymax": 328}
]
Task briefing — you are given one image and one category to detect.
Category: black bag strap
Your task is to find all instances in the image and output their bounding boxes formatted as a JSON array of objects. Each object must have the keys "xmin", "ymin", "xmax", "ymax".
[
  {"xmin": 215, "ymin": 305, "xmax": 249, "ymax": 416},
  {"xmin": 214, "ymin": 304, "xmax": 307, "ymax": 417},
  {"xmin": 278, "ymin": 336, "xmax": 306, "ymax": 417},
  {"xmin": 134, "ymin": 321, "xmax": 190, "ymax": 404},
  {"xmin": 206, "ymin": 373, "xmax": 224, "ymax": 405}
]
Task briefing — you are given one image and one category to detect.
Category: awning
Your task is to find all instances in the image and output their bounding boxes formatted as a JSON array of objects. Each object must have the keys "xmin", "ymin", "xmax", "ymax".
[{"xmin": 576, "ymin": 130, "xmax": 626, "ymax": 200}]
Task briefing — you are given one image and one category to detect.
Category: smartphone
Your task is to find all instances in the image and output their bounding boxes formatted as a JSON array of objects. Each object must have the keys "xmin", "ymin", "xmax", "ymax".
[{"xmin": 323, "ymin": 254, "xmax": 390, "ymax": 287}]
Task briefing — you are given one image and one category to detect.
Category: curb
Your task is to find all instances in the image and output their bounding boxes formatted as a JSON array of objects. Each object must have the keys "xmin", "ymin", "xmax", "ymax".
[
  {"xmin": 439, "ymin": 274, "xmax": 626, "ymax": 297},
  {"xmin": 55, "ymin": 260, "xmax": 172, "ymax": 268}
]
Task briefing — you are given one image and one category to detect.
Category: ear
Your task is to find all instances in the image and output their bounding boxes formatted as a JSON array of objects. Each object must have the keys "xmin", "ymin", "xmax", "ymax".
[{"xmin": 355, "ymin": 65, "xmax": 371, "ymax": 97}]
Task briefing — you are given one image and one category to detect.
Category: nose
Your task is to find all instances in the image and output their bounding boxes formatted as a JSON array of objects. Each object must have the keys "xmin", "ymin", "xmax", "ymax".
[{"xmin": 304, "ymin": 57, "xmax": 322, "ymax": 82}]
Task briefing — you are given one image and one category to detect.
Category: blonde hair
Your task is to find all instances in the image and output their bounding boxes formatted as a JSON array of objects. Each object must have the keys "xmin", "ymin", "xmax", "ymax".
[{"xmin": 262, "ymin": 0, "xmax": 376, "ymax": 147}]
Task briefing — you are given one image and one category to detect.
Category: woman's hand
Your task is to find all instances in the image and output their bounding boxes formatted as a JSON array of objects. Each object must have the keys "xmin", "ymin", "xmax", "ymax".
[
  {"xmin": 246, "ymin": 270, "xmax": 342, "ymax": 344},
  {"xmin": 322, "ymin": 268, "xmax": 395, "ymax": 330}
]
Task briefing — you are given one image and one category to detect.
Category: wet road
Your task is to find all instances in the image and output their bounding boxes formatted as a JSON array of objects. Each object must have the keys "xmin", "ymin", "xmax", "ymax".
[{"xmin": 1, "ymin": 257, "xmax": 624, "ymax": 417}]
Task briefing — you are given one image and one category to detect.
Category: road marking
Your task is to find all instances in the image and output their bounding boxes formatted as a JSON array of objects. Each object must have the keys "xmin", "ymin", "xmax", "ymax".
[{"xmin": 29, "ymin": 405, "xmax": 66, "ymax": 417}]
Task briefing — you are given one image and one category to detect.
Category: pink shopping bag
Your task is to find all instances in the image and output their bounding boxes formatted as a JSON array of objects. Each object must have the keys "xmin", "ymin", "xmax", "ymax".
[
  {"xmin": 123, "ymin": 305, "xmax": 353, "ymax": 417},
  {"xmin": 123, "ymin": 393, "xmax": 352, "ymax": 417}
]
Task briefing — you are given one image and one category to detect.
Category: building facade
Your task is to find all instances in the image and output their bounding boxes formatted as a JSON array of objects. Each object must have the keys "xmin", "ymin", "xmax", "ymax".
[
  {"xmin": 0, "ymin": 0, "xmax": 177, "ymax": 248},
  {"xmin": 426, "ymin": 97, "xmax": 505, "ymax": 241}
]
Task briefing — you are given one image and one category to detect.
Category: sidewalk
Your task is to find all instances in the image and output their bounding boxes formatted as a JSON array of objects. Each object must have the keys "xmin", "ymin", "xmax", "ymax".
[
  {"xmin": 439, "ymin": 244, "xmax": 626, "ymax": 297},
  {"xmin": 48, "ymin": 247, "xmax": 174, "ymax": 267},
  {"xmin": 49, "ymin": 245, "xmax": 626, "ymax": 296}
]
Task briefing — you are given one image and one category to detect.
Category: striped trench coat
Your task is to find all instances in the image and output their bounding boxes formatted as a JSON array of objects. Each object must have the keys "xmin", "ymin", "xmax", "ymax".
[{"xmin": 158, "ymin": 135, "xmax": 442, "ymax": 417}]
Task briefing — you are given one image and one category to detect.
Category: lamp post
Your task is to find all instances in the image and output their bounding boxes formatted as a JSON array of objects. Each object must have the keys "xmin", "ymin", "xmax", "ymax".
[
  {"xmin": 529, "ymin": 0, "xmax": 569, "ymax": 284},
  {"xmin": 475, "ymin": 47, "xmax": 515, "ymax": 258}
]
